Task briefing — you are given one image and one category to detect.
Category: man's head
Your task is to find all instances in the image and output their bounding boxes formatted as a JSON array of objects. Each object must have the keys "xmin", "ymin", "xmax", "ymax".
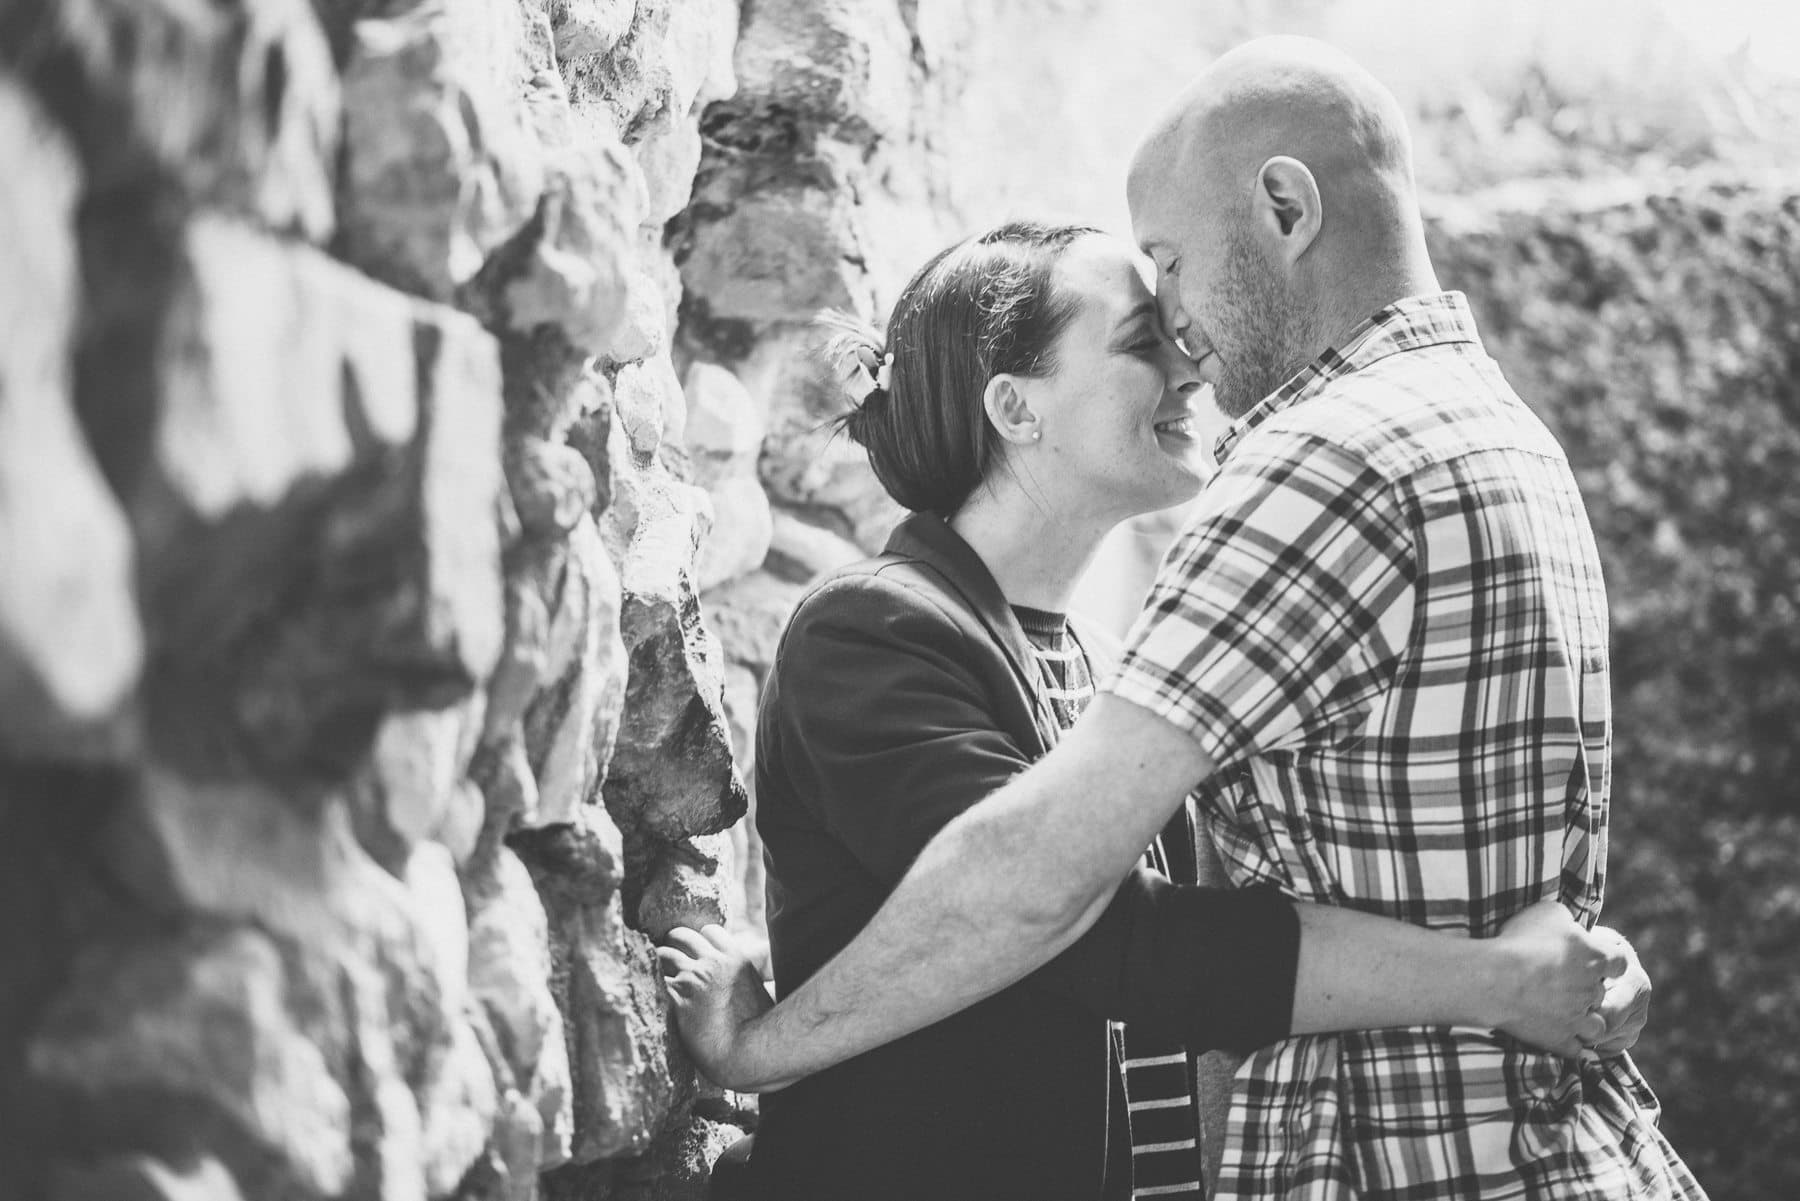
[{"xmin": 1127, "ymin": 37, "xmax": 1437, "ymax": 418}]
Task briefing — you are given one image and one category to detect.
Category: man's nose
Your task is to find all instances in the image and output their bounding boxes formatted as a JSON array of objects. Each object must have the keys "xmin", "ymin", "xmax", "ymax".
[
  {"xmin": 1155, "ymin": 286, "xmax": 1187, "ymax": 340},
  {"xmin": 1161, "ymin": 332, "xmax": 1205, "ymax": 390}
]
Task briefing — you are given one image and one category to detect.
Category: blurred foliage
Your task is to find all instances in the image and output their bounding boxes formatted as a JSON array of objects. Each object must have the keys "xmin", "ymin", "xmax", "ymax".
[{"xmin": 1430, "ymin": 183, "xmax": 1800, "ymax": 1200}]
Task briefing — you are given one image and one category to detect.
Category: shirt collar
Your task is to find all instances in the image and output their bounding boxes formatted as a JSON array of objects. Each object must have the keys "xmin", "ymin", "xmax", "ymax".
[{"xmin": 1213, "ymin": 291, "xmax": 1481, "ymax": 464}]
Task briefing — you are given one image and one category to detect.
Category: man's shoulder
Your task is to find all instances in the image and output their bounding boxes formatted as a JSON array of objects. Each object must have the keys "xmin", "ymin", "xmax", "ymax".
[{"xmin": 1248, "ymin": 344, "xmax": 1546, "ymax": 482}]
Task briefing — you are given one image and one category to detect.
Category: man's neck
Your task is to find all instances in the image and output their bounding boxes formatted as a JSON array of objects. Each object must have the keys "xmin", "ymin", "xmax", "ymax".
[
  {"xmin": 1319, "ymin": 241, "xmax": 1442, "ymax": 354},
  {"xmin": 949, "ymin": 488, "xmax": 1112, "ymax": 614}
]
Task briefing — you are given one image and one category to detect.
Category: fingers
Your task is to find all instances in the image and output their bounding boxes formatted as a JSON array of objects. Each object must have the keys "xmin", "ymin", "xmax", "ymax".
[
  {"xmin": 656, "ymin": 947, "xmax": 693, "ymax": 978},
  {"xmin": 663, "ymin": 926, "xmax": 714, "ymax": 958},
  {"xmin": 1597, "ymin": 943, "xmax": 1630, "ymax": 979},
  {"xmin": 699, "ymin": 923, "xmax": 736, "ymax": 953},
  {"xmin": 1573, "ymin": 1009, "xmax": 1607, "ymax": 1046},
  {"xmin": 1591, "ymin": 1032, "xmax": 1639, "ymax": 1057}
]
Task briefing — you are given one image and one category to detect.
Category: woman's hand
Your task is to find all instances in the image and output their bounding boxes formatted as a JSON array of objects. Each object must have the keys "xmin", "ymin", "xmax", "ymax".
[
  {"xmin": 657, "ymin": 924, "xmax": 788, "ymax": 1092},
  {"xmin": 1584, "ymin": 926, "xmax": 1652, "ymax": 1057},
  {"xmin": 1488, "ymin": 899, "xmax": 1628, "ymax": 1057}
]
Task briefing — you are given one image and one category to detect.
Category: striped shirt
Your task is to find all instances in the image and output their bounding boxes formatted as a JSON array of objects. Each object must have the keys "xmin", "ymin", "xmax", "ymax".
[
  {"xmin": 1015, "ymin": 606, "xmax": 1207, "ymax": 1200},
  {"xmin": 1104, "ymin": 294, "xmax": 1705, "ymax": 1200}
]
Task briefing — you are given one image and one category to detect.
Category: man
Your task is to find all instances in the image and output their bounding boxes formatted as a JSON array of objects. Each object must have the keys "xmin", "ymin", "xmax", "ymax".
[{"xmin": 665, "ymin": 36, "xmax": 1699, "ymax": 1199}]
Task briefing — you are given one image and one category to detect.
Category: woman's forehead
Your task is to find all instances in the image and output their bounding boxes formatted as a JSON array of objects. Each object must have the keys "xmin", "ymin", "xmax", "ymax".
[{"xmin": 1055, "ymin": 235, "xmax": 1157, "ymax": 321}]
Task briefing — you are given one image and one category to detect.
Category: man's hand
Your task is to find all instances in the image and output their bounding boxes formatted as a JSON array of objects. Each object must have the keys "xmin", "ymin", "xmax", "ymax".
[
  {"xmin": 657, "ymin": 924, "xmax": 785, "ymax": 1092},
  {"xmin": 1489, "ymin": 899, "xmax": 1628, "ymax": 1057},
  {"xmin": 1585, "ymin": 926, "xmax": 1652, "ymax": 1057}
]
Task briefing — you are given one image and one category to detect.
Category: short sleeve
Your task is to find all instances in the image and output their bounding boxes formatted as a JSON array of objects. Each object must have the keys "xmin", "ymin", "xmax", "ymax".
[{"xmin": 1104, "ymin": 431, "xmax": 1417, "ymax": 768}]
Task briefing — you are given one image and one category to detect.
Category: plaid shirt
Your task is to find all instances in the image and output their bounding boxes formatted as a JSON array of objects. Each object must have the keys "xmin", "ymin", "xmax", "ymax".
[{"xmin": 1105, "ymin": 294, "xmax": 1706, "ymax": 1200}]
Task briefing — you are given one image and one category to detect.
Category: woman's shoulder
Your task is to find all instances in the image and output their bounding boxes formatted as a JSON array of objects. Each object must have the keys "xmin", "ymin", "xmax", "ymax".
[{"xmin": 788, "ymin": 552, "xmax": 974, "ymax": 636}]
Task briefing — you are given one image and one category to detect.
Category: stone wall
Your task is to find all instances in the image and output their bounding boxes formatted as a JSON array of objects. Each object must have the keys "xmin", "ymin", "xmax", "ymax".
[{"xmin": 0, "ymin": 0, "xmax": 753, "ymax": 1198}]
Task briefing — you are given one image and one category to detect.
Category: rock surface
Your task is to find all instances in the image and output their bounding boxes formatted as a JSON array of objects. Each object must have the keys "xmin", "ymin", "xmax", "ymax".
[
  {"xmin": 1, "ymin": 0, "xmax": 748, "ymax": 1196},
  {"xmin": 0, "ymin": 79, "xmax": 141, "ymax": 760}
]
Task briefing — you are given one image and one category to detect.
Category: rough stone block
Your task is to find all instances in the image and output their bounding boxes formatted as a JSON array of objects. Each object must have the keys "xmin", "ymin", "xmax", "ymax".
[
  {"xmin": 634, "ymin": 105, "xmax": 705, "ymax": 226},
  {"xmin": 521, "ymin": 516, "xmax": 627, "ymax": 826},
  {"xmin": 112, "ymin": 766, "xmax": 403, "ymax": 952},
  {"xmin": 765, "ymin": 508, "xmax": 863, "ymax": 584},
  {"xmin": 678, "ymin": 187, "xmax": 864, "ymax": 325},
  {"xmin": 606, "ymin": 1115, "xmax": 746, "ymax": 1201},
  {"xmin": 699, "ymin": 571, "xmax": 807, "ymax": 677},
  {"xmin": 422, "ymin": 1012, "xmax": 499, "ymax": 1197},
  {"xmin": 336, "ymin": 0, "xmax": 545, "ymax": 300},
  {"xmin": 728, "ymin": 0, "xmax": 913, "ymax": 146},
  {"xmin": 51, "ymin": 1154, "xmax": 246, "ymax": 1201},
  {"xmin": 562, "ymin": 913, "xmax": 676, "ymax": 1161},
  {"xmin": 469, "ymin": 737, "xmax": 541, "ymax": 868},
  {"xmin": 507, "ymin": 437, "xmax": 599, "ymax": 539},
  {"xmin": 16, "ymin": 0, "xmax": 338, "ymax": 239},
  {"xmin": 108, "ymin": 766, "xmax": 505, "ymax": 1196},
  {"xmin": 664, "ymin": 0, "xmax": 740, "ymax": 115},
  {"xmin": 466, "ymin": 848, "xmax": 573, "ymax": 1167},
  {"xmin": 27, "ymin": 927, "xmax": 355, "ymax": 1199},
  {"xmin": 135, "ymin": 219, "xmax": 504, "ymax": 781},
  {"xmin": 485, "ymin": 546, "xmax": 559, "ymax": 751},
  {"xmin": 635, "ymin": 832, "xmax": 733, "ymax": 942},
  {"xmin": 348, "ymin": 695, "xmax": 486, "ymax": 869},
  {"xmin": 602, "ymin": 468, "xmax": 748, "ymax": 842},
  {"xmin": 696, "ymin": 476, "xmax": 773, "ymax": 593},
  {"xmin": 547, "ymin": 0, "xmax": 635, "ymax": 64},
  {"xmin": 0, "ymin": 78, "xmax": 141, "ymax": 761},
  {"xmin": 613, "ymin": 356, "xmax": 687, "ymax": 461},
  {"xmin": 511, "ymin": 799, "xmax": 627, "ymax": 912},
  {"xmin": 681, "ymin": 362, "xmax": 765, "ymax": 488},
  {"xmin": 468, "ymin": 848, "xmax": 557, "ymax": 1082},
  {"xmin": 474, "ymin": 135, "xmax": 649, "ymax": 361}
]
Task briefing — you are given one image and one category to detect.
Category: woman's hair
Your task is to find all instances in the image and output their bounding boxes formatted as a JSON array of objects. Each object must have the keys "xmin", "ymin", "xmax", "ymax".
[{"xmin": 823, "ymin": 219, "xmax": 1101, "ymax": 516}]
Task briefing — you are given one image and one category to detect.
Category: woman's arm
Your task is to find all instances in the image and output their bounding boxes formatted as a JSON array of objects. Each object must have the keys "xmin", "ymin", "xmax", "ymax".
[
  {"xmin": 659, "ymin": 898, "xmax": 1635, "ymax": 1090},
  {"xmin": 1290, "ymin": 901, "xmax": 1628, "ymax": 1054}
]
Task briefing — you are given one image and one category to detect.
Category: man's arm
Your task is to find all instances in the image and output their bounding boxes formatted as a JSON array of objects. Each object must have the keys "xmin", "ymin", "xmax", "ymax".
[
  {"xmin": 695, "ymin": 695, "xmax": 1212, "ymax": 1090},
  {"xmin": 665, "ymin": 696, "xmax": 1628, "ymax": 1089}
]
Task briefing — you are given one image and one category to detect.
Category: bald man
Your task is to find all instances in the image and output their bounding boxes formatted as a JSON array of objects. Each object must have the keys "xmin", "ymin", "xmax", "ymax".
[{"xmin": 666, "ymin": 37, "xmax": 1700, "ymax": 1200}]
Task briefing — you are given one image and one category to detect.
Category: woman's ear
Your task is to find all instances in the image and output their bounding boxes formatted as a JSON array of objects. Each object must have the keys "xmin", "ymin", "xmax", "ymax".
[
  {"xmin": 1252, "ymin": 155, "xmax": 1322, "ymax": 266},
  {"xmin": 982, "ymin": 374, "xmax": 1042, "ymax": 445}
]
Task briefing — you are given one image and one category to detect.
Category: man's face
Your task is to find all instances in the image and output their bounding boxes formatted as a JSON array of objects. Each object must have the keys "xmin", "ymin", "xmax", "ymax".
[{"xmin": 1129, "ymin": 162, "xmax": 1300, "ymax": 421}]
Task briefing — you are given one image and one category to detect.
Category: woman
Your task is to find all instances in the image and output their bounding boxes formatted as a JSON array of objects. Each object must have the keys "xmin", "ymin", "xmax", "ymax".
[{"xmin": 669, "ymin": 221, "xmax": 1645, "ymax": 1201}]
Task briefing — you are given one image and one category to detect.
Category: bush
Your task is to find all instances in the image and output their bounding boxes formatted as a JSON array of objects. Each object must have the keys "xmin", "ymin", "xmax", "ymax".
[{"xmin": 1430, "ymin": 181, "xmax": 1800, "ymax": 1199}]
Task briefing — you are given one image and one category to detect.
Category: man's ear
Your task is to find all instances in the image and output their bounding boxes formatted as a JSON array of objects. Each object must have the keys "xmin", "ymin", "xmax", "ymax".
[
  {"xmin": 982, "ymin": 375, "xmax": 1041, "ymax": 445},
  {"xmin": 1252, "ymin": 155, "xmax": 1322, "ymax": 266}
]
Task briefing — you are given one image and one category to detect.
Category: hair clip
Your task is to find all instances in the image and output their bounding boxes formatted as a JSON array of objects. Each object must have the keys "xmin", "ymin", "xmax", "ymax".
[{"xmin": 847, "ymin": 346, "xmax": 894, "ymax": 402}]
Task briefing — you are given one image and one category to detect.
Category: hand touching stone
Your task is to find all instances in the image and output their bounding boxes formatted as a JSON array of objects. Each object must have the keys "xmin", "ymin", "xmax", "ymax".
[{"xmin": 658, "ymin": 924, "xmax": 780, "ymax": 1091}]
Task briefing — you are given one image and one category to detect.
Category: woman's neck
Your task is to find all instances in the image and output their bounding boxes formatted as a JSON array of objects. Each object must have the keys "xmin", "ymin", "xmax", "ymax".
[{"xmin": 948, "ymin": 487, "xmax": 1113, "ymax": 613}]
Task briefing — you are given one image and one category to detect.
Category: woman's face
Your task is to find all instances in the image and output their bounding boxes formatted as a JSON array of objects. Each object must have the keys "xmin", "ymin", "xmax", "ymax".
[{"xmin": 1017, "ymin": 234, "xmax": 1211, "ymax": 524}]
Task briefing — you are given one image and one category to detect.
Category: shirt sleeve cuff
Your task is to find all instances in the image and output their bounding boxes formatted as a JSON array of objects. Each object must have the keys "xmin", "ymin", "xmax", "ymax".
[
  {"xmin": 1139, "ymin": 883, "xmax": 1300, "ymax": 1054},
  {"xmin": 1101, "ymin": 658, "xmax": 1252, "ymax": 771}
]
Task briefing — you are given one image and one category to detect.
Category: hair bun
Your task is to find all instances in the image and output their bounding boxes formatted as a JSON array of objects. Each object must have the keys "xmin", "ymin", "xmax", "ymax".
[{"xmin": 816, "ymin": 309, "xmax": 890, "ymax": 408}]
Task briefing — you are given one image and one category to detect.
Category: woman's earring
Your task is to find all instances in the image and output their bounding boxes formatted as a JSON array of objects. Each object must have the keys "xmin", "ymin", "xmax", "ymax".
[{"xmin": 1032, "ymin": 430, "xmax": 1042, "ymax": 441}]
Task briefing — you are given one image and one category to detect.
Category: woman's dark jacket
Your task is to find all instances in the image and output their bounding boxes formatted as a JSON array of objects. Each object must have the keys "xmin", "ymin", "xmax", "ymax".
[{"xmin": 747, "ymin": 513, "xmax": 1299, "ymax": 1201}]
